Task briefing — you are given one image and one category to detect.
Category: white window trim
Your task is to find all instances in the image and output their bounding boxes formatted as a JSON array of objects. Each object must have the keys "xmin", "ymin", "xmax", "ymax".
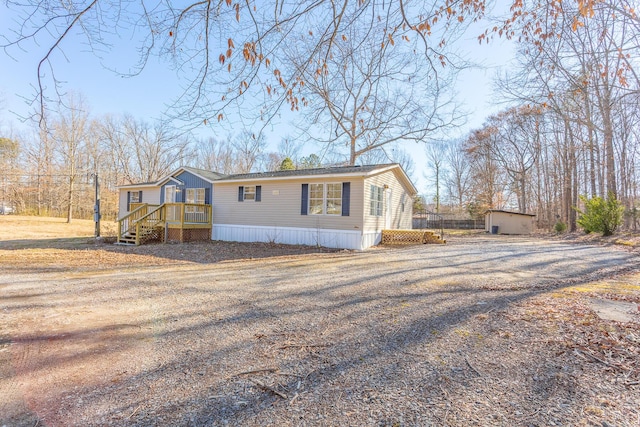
[
  {"xmin": 130, "ymin": 192, "xmax": 140, "ymax": 203},
  {"xmin": 243, "ymin": 186, "xmax": 256, "ymax": 201},
  {"xmin": 186, "ymin": 188, "xmax": 205, "ymax": 204},
  {"xmin": 165, "ymin": 185, "xmax": 176, "ymax": 203},
  {"xmin": 370, "ymin": 185, "xmax": 383, "ymax": 217},
  {"xmin": 309, "ymin": 183, "xmax": 342, "ymax": 216},
  {"xmin": 186, "ymin": 188, "xmax": 206, "ymax": 213}
]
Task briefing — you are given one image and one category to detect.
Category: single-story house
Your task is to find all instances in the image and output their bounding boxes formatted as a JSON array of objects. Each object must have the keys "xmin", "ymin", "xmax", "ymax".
[
  {"xmin": 485, "ymin": 209, "xmax": 536, "ymax": 235},
  {"xmin": 117, "ymin": 164, "xmax": 417, "ymax": 250}
]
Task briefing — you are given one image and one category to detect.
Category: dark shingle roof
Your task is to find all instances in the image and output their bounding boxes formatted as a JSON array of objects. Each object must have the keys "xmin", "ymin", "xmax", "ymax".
[
  {"xmin": 118, "ymin": 181, "xmax": 158, "ymax": 188},
  {"xmin": 218, "ymin": 164, "xmax": 397, "ymax": 181},
  {"xmin": 181, "ymin": 166, "xmax": 228, "ymax": 182}
]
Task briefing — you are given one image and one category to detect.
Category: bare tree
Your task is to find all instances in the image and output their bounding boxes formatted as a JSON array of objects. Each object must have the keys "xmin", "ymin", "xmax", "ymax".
[
  {"xmin": 277, "ymin": 137, "xmax": 303, "ymax": 164},
  {"xmin": 425, "ymin": 142, "xmax": 447, "ymax": 213},
  {"xmin": 232, "ymin": 131, "xmax": 266, "ymax": 174},
  {"xmin": 492, "ymin": 0, "xmax": 640, "ymax": 229},
  {"xmin": 193, "ymin": 136, "xmax": 237, "ymax": 174},
  {"xmin": 286, "ymin": 15, "xmax": 461, "ymax": 165},
  {"xmin": 485, "ymin": 107, "xmax": 540, "ymax": 213},
  {"xmin": 386, "ymin": 147, "xmax": 415, "ymax": 182},
  {"xmin": 2, "ymin": 1, "xmax": 486, "ymax": 127},
  {"xmin": 464, "ymin": 127, "xmax": 507, "ymax": 210},
  {"xmin": 99, "ymin": 115, "xmax": 193, "ymax": 183},
  {"xmin": 51, "ymin": 95, "xmax": 89, "ymax": 223},
  {"xmin": 0, "ymin": 135, "xmax": 20, "ymax": 213},
  {"xmin": 444, "ymin": 139, "xmax": 471, "ymax": 211}
]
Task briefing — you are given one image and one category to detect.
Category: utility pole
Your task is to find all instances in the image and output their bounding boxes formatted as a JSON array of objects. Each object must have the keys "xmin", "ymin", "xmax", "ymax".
[{"xmin": 93, "ymin": 172, "xmax": 101, "ymax": 238}]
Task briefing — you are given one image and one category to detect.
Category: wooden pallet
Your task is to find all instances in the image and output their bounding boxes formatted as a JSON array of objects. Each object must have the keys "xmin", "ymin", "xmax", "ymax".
[{"xmin": 381, "ymin": 229, "xmax": 446, "ymax": 245}]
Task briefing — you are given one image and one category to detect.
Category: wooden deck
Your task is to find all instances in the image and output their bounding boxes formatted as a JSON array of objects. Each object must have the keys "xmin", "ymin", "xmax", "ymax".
[{"xmin": 117, "ymin": 203, "xmax": 212, "ymax": 245}]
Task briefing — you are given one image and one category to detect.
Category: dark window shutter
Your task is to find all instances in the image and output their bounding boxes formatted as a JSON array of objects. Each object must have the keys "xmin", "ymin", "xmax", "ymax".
[
  {"xmin": 342, "ymin": 182, "xmax": 350, "ymax": 216},
  {"xmin": 255, "ymin": 185, "xmax": 262, "ymax": 202},
  {"xmin": 205, "ymin": 187, "xmax": 211, "ymax": 204},
  {"xmin": 301, "ymin": 184, "xmax": 308, "ymax": 215},
  {"xmin": 238, "ymin": 186, "xmax": 244, "ymax": 202},
  {"xmin": 138, "ymin": 191, "xmax": 142, "ymax": 203},
  {"xmin": 127, "ymin": 191, "xmax": 131, "ymax": 211}
]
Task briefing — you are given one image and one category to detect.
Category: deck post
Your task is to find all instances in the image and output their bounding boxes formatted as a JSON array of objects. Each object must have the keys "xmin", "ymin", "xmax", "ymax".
[{"xmin": 135, "ymin": 222, "xmax": 141, "ymax": 245}]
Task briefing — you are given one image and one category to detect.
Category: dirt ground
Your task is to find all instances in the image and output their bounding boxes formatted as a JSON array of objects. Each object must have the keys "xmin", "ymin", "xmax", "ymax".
[{"xmin": 1, "ymin": 216, "xmax": 640, "ymax": 426}]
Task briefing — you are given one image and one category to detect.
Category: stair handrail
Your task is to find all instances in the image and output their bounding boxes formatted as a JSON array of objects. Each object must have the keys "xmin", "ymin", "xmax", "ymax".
[
  {"xmin": 117, "ymin": 204, "xmax": 150, "ymax": 243},
  {"xmin": 134, "ymin": 204, "xmax": 166, "ymax": 245}
]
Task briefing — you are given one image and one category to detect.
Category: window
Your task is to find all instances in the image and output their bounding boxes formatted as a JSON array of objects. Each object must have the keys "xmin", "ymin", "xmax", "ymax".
[
  {"xmin": 309, "ymin": 183, "xmax": 324, "ymax": 215},
  {"xmin": 238, "ymin": 186, "xmax": 261, "ymax": 202},
  {"xmin": 370, "ymin": 185, "xmax": 384, "ymax": 216},
  {"xmin": 127, "ymin": 190, "xmax": 142, "ymax": 211},
  {"xmin": 243, "ymin": 186, "xmax": 256, "ymax": 201},
  {"xmin": 308, "ymin": 183, "xmax": 342, "ymax": 215},
  {"xmin": 326, "ymin": 183, "xmax": 342, "ymax": 215},
  {"xmin": 186, "ymin": 188, "xmax": 205, "ymax": 204},
  {"xmin": 165, "ymin": 185, "xmax": 176, "ymax": 203},
  {"xmin": 185, "ymin": 188, "xmax": 205, "ymax": 214}
]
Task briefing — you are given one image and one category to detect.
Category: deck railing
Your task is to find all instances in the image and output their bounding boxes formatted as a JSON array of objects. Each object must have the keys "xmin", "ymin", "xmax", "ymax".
[
  {"xmin": 117, "ymin": 204, "xmax": 159, "ymax": 242},
  {"xmin": 134, "ymin": 204, "xmax": 165, "ymax": 245},
  {"xmin": 118, "ymin": 203, "xmax": 212, "ymax": 244},
  {"xmin": 129, "ymin": 202, "xmax": 146, "ymax": 212},
  {"xmin": 164, "ymin": 203, "xmax": 212, "ymax": 226}
]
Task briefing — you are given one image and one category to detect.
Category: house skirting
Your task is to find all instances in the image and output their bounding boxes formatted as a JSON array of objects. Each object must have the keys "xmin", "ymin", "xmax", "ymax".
[
  {"xmin": 167, "ymin": 227, "xmax": 212, "ymax": 243},
  {"xmin": 212, "ymin": 224, "xmax": 382, "ymax": 250}
]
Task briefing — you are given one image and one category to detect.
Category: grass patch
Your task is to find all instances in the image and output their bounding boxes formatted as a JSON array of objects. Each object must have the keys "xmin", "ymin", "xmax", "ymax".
[{"xmin": 0, "ymin": 215, "xmax": 102, "ymax": 249}]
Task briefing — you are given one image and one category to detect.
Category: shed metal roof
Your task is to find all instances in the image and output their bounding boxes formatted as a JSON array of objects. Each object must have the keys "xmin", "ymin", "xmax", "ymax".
[{"xmin": 485, "ymin": 209, "xmax": 536, "ymax": 217}]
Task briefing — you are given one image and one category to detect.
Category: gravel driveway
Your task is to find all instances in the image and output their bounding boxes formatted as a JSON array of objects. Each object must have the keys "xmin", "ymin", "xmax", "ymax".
[{"xmin": 1, "ymin": 235, "xmax": 639, "ymax": 426}]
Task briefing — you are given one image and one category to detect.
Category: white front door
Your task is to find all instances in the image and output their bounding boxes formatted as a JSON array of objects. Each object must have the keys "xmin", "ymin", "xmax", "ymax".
[
  {"xmin": 165, "ymin": 185, "xmax": 176, "ymax": 203},
  {"xmin": 385, "ymin": 189, "xmax": 392, "ymax": 229}
]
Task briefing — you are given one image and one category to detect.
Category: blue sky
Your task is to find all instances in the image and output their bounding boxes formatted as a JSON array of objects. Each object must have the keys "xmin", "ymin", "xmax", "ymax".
[{"xmin": 0, "ymin": 2, "xmax": 516, "ymax": 195}]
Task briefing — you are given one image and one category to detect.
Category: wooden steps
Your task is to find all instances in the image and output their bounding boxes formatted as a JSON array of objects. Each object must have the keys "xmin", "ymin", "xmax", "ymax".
[{"xmin": 117, "ymin": 225, "xmax": 162, "ymax": 245}]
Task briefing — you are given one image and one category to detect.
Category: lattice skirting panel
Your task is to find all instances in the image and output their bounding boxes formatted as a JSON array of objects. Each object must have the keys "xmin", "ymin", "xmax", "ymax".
[
  {"xmin": 167, "ymin": 228, "xmax": 212, "ymax": 243},
  {"xmin": 381, "ymin": 229, "xmax": 445, "ymax": 245}
]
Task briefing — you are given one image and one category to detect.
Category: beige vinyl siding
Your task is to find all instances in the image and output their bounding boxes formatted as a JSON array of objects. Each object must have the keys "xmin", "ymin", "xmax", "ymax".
[
  {"xmin": 485, "ymin": 211, "xmax": 534, "ymax": 234},
  {"xmin": 117, "ymin": 187, "xmax": 161, "ymax": 218},
  {"xmin": 363, "ymin": 170, "xmax": 413, "ymax": 232},
  {"xmin": 213, "ymin": 178, "xmax": 365, "ymax": 231}
]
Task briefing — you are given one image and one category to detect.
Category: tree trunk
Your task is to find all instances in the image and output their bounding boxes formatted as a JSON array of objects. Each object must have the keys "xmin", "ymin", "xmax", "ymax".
[
  {"xmin": 603, "ymin": 103, "xmax": 617, "ymax": 198},
  {"xmin": 350, "ymin": 134, "xmax": 357, "ymax": 166},
  {"xmin": 584, "ymin": 87, "xmax": 597, "ymax": 198}
]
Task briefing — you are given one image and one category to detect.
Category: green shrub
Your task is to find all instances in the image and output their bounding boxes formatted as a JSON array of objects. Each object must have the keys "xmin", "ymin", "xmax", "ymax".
[
  {"xmin": 554, "ymin": 221, "xmax": 567, "ymax": 234},
  {"xmin": 575, "ymin": 192, "xmax": 624, "ymax": 236}
]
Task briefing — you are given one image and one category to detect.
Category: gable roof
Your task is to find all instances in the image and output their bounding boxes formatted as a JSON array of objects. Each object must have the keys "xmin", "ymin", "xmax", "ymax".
[
  {"xmin": 117, "ymin": 166, "xmax": 227, "ymax": 189},
  {"xmin": 118, "ymin": 163, "xmax": 417, "ymax": 195},
  {"xmin": 220, "ymin": 164, "xmax": 389, "ymax": 180},
  {"xmin": 156, "ymin": 166, "xmax": 228, "ymax": 186},
  {"xmin": 218, "ymin": 163, "xmax": 417, "ymax": 195},
  {"xmin": 117, "ymin": 181, "xmax": 160, "ymax": 189},
  {"xmin": 181, "ymin": 166, "xmax": 228, "ymax": 182}
]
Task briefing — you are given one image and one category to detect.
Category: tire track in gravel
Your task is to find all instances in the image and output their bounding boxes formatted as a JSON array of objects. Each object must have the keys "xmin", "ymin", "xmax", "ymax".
[
  {"xmin": 1, "ymin": 236, "xmax": 639, "ymax": 426},
  {"xmin": 0, "ymin": 321, "xmax": 43, "ymax": 426}
]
